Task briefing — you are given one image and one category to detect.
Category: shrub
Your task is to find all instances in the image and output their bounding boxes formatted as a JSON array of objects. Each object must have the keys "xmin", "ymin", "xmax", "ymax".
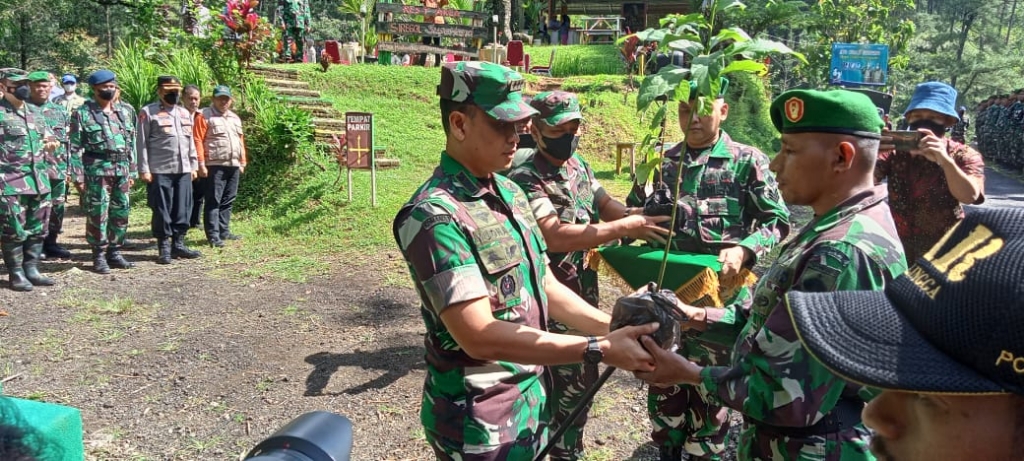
[{"xmin": 720, "ymin": 72, "xmax": 778, "ymax": 155}]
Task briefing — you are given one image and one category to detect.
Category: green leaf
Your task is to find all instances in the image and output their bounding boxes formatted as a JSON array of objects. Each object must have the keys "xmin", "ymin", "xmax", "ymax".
[
  {"xmin": 729, "ymin": 39, "xmax": 807, "ymax": 64},
  {"xmin": 674, "ymin": 80, "xmax": 691, "ymax": 102},
  {"xmin": 723, "ymin": 0, "xmax": 746, "ymax": 10},
  {"xmin": 667, "ymin": 39, "xmax": 704, "ymax": 57},
  {"xmin": 710, "ymin": 27, "xmax": 751, "ymax": 50},
  {"xmin": 721, "ymin": 59, "xmax": 767, "ymax": 75},
  {"xmin": 635, "ymin": 28, "xmax": 667, "ymax": 43},
  {"xmin": 637, "ymin": 67, "xmax": 689, "ymax": 110},
  {"xmin": 635, "ymin": 156, "xmax": 664, "ymax": 186},
  {"xmin": 689, "ymin": 63, "xmax": 710, "ymax": 98}
]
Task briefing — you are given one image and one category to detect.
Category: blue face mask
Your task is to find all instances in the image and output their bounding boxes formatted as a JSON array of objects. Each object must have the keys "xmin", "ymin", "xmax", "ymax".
[{"xmin": 541, "ymin": 132, "xmax": 580, "ymax": 161}]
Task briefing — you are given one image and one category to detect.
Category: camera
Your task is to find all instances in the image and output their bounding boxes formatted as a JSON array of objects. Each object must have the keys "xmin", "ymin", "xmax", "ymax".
[{"xmin": 245, "ymin": 411, "xmax": 353, "ymax": 461}]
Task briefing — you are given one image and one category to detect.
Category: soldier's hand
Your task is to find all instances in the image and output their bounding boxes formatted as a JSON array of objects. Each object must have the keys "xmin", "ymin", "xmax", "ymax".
[
  {"xmin": 633, "ymin": 335, "xmax": 702, "ymax": 386},
  {"xmin": 622, "ymin": 215, "xmax": 671, "ymax": 244},
  {"xmin": 601, "ymin": 322, "xmax": 659, "ymax": 372},
  {"xmin": 199, "ymin": 166, "xmax": 209, "ymax": 178},
  {"xmin": 717, "ymin": 246, "xmax": 750, "ymax": 277},
  {"xmin": 140, "ymin": 173, "xmax": 153, "ymax": 183},
  {"xmin": 191, "ymin": 171, "xmax": 199, "ymax": 181}
]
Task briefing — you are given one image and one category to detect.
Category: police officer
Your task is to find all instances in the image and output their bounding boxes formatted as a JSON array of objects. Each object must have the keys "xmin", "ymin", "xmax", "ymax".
[
  {"xmin": 53, "ymin": 74, "xmax": 85, "ymax": 113},
  {"xmin": 0, "ymin": 70, "xmax": 60, "ymax": 291},
  {"xmin": 26, "ymin": 71, "xmax": 74, "ymax": 260},
  {"xmin": 69, "ymin": 70, "xmax": 137, "ymax": 273},
  {"xmin": 137, "ymin": 76, "xmax": 201, "ymax": 264}
]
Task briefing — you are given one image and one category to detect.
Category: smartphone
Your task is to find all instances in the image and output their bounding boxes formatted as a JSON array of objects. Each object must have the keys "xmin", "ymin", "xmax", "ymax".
[{"xmin": 887, "ymin": 130, "xmax": 923, "ymax": 151}]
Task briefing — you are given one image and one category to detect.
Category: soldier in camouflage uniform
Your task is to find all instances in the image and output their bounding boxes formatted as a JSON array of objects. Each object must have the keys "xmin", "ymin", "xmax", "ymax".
[
  {"xmin": 0, "ymin": 70, "xmax": 60, "ymax": 291},
  {"xmin": 505, "ymin": 91, "xmax": 670, "ymax": 461},
  {"xmin": 974, "ymin": 99, "xmax": 989, "ymax": 158},
  {"xmin": 277, "ymin": 0, "xmax": 311, "ymax": 62},
  {"xmin": 982, "ymin": 96, "xmax": 1002, "ymax": 163},
  {"xmin": 626, "ymin": 80, "xmax": 791, "ymax": 461},
  {"xmin": 1006, "ymin": 90, "xmax": 1024, "ymax": 169},
  {"xmin": 69, "ymin": 69, "xmax": 137, "ymax": 274},
  {"xmin": 392, "ymin": 62, "xmax": 658, "ymax": 461},
  {"xmin": 53, "ymin": 74, "xmax": 86, "ymax": 114},
  {"xmin": 26, "ymin": 71, "xmax": 73, "ymax": 260},
  {"xmin": 636, "ymin": 89, "xmax": 908, "ymax": 461},
  {"xmin": 950, "ymin": 106, "xmax": 969, "ymax": 144}
]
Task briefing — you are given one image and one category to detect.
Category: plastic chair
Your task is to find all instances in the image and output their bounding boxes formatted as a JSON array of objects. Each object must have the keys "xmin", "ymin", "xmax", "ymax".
[
  {"xmin": 325, "ymin": 40, "xmax": 341, "ymax": 64},
  {"xmin": 530, "ymin": 49, "xmax": 555, "ymax": 76},
  {"xmin": 444, "ymin": 53, "xmax": 456, "ymax": 63},
  {"xmin": 503, "ymin": 40, "xmax": 525, "ymax": 71}
]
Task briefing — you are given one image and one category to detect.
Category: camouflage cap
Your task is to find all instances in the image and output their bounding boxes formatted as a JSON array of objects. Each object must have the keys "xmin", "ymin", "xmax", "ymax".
[
  {"xmin": 3, "ymin": 70, "xmax": 28, "ymax": 82},
  {"xmin": 530, "ymin": 90, "xmax": 583, "ymax": 126},
  {"xmin": 27, "ymin": 71, "xmax": 50, "ymax": 82},
  {"xmin": 437, "ymin": 61, "xmax": 537, "ymax": 122}
]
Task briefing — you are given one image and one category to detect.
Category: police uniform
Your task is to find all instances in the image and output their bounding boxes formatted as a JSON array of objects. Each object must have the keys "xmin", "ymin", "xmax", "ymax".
[
  {"xmin": 0, "ymin": 70, "xmax": 56, "ymax": 291},
  {"xmin": 137, "ymin": 75, "xmax": 201, "ymax": 264},
  {"xmin": 392, "ymin": 62, "xmax": 553, "ymax": 460}
]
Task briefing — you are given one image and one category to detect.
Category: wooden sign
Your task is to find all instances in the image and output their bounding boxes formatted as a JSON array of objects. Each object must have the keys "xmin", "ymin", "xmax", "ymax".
[
  {"xmin": 345, "ymin": 112, "xmax": 373, "ymax": 169},
  {"xmin": 376, "ymin": 42, "xmax": 478, "ymax": 59},
  {"xmin": 377, "ymin": 21, "xmax": 490, "ymax": 40},
  {"xmin": 376, "ymin": 2, "xmax": 490, "ymax": 21}
]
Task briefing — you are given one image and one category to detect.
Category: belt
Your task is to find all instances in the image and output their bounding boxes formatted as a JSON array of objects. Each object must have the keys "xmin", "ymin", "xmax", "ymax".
[
  {"xmin": 84, "ymin": 151, "xmax": 131, "ymax": 160},
  {"xmin": 745, "ymin": 398, "xmax": 864, "ymax": 438}
]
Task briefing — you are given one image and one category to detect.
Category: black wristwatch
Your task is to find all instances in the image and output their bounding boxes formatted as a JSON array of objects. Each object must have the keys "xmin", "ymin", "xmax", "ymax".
[{"xmin": 583, "ymin": 336, "xmax": 603, "ymax": 365}]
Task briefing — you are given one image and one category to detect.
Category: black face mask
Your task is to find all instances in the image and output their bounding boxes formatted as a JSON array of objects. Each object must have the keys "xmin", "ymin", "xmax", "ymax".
[
  {"xmin": 12, "ymin": 86, "xmax": 30, "ymax": 101},
  {"xmin": 96, "ymin": 89, "xmax": 116, "ymax": 101},
  {"xmin": 541, "ymin": 133, "xmax": 579, "ymax": 161},
  {"xmin": 163, "ymin": 91, "xmax": 179, "ymax": 105},
  {"xmin": 908, "ymin": 119, "xmax": 947, "ymax": 137}
]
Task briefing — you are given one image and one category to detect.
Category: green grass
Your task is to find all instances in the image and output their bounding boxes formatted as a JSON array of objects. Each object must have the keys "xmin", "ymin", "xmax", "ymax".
[{"xmin": 523, "ymin": 44, "xmax": 627, "ymax": 77}]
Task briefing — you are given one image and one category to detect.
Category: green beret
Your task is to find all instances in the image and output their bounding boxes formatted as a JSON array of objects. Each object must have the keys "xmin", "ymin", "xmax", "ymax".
[
  {"xmin": 27, "ymin": 71, "xmax": 50, "ymax": 82},
  {"xmin": 770, "ymin": 89, "xmax": 883, "ymax": 139},
  {"xmin": 3, "ymin": 70, "xmax": 28, "ymax": 82}
]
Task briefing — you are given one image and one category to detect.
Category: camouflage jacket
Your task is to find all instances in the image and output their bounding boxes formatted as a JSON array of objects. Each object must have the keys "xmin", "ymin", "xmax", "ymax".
[
  {"xmin": 696, "ymin": 185, "xmax": 907, "ymax": 458},
  {"xmin": 506, "ymin": 150, "xmax": 606, "ymax": 307},
  {"xmin": 69, "ymin": 100, "xmax": 137, "ymax": 181},
  {"xmin": 628, "ymin": 131, "xmax": 791, "ymax": 263},
  {"xmin": 875, "ymin": 139, "xmax": 985, "ymax": 264},
  {"xmin": 53, "ymin": 93, "xmax": 85, "ymax": 114},
  {"xmin": 1008, "ymin": 102, "xmax": 1024, "ymax": 128},
  {"xmin": 0, "ymin": 99, "xmax": 53, "ymax": 196},
  {"xmin": 277, "ymin": 0, "xmax": 311, "ymax": 26},
  {"xmin": 30, "ymin": 100, "xmax": 71, "ymax": 178},
  {"xmin": 393, "ymin": 152, "xmax": 550, "ymax": 454}
]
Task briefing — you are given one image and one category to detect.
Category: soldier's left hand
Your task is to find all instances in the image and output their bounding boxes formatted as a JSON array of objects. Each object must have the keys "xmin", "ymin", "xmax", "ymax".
[
  {"xmin": 633, "ymin": 335, "xmax": 702, "ymax": 386},
  {"xmin": 717, "ymin": 246, "xmax": 749, "ymax": 277},
  {"xmin": 910, "ymin": 130, "xmax": 953, "ymax": 166}
]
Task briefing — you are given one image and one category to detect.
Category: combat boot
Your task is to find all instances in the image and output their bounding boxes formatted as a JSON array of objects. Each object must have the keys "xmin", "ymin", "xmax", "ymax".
[
  {"xmin": 42, "ymin": 232, "xmax": 72, "ymax": 259},
  {"xmin": 156, "ymin": 238, "xmax": 172, "ymax": 265},
  {"xmin": 106, "ymin": 245, "xmax": 135, "ymax": 269},
  {"xmin": 2, "ymin": 242, "xmax": 32, "ymax": 292},
  {"xmin": 171, "ymin": 235, "xmax": 201, "ymax": 259},
  {"xmin": 92, "ymin": 246, "xmax": 111, "ymax": 274},
  {"xmin": 23, "ymin": 239, "xmax": 55, "ymax": 286}
]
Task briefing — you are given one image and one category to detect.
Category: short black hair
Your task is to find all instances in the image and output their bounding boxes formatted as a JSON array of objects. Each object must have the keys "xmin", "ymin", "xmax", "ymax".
[
  {"xmin": 183, "ymin": 84, "xmax": 200, "ymax": 95},
  {"xmin": 440, "ymin": 99, "xmax": 474, "ymax": 134}
]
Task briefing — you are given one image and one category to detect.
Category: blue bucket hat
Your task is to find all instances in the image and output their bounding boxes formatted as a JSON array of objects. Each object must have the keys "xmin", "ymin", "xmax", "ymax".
[{"xmin": 904, "ymin": 81, "xmax": 959, "ymax": 122}]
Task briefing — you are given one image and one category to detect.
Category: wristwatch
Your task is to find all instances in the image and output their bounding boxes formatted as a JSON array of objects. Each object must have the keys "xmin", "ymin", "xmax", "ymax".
[{"xmin": 583, "ymin": 336, "xmax": 603, "ymax": 364}]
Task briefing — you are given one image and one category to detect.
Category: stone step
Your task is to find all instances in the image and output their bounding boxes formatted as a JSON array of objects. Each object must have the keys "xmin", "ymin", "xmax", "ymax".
[
  {"xmin": 251, "ymin": 70, "xmax": 302, "ymax": 81},
  {"xmin": 296, "ymin": 105, "xmax": 338, "ymax": 118},
  {"xmin": 270, "ymin": 87, "xmax": 321, "ymax": 98},
  {"xmin": 263, "ymin": 78, "xmax": 310, "ymax": 89},
  {"xmin": 376, "ymin": 158, "xmax": 401, "ymax": 169},
  {"xmin": 281, "ymin": 96, "xmax": 333, "ymax": 107},
  {"xmin": 249, "ymin": 66, "xmax": 300, "ymax": 78},
  {"xmin": 313, "ymin": 117, "xmax": 346, "ymax": 130}
]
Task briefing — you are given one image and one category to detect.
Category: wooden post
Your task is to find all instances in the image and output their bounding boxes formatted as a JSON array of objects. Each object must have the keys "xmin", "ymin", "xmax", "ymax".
[
  {"xmin": 347, "ymin": 167, "xmax": 353, "ymax": 201},
  {"xmin": 371, "ymin": 158, "xmax": 378, "ymax": 207}
]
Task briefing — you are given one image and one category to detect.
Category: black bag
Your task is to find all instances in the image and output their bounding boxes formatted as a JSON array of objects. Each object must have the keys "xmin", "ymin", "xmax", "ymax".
[{"xmin": 609, "ymin": 282, "xmax": 686, "ymax": 351}]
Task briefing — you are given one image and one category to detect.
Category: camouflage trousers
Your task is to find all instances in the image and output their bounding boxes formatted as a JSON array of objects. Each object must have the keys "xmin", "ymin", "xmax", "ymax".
[
  {"xmin": 546, "ymin": 267, "xmax": 599, "ymax": 460},
  {"xmin": 47, "ymin": 177, "xmax": 68, "ymax": 236},
  {"xmin": 0, "ymin": 195, "xmax": 51, "ymax": 243},
  {"xmin": 84, "ymin": 175, "xmax": 131, "ymax": 250},
  {"xmin": 281, "ymin": 26, "xmax": 305, "ymax": 61},
  {"xmin": 735, "ymin": 422, "xmax": 875, "ymax": 461}
]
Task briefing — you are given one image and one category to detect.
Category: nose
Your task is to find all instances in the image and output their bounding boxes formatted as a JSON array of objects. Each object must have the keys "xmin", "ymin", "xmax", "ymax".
[
  {"xmin": 769, "ymin": 151, "xmax": 782, "ymax": 175},
  {"xmin": 862, "ymin": 391, "xmax": 904, "ymax": 441}
]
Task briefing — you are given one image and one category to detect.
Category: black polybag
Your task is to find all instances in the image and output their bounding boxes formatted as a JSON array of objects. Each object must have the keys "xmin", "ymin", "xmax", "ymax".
[{"xmin": 609, "ymin": 282, "xmax": 686, "ymax": 351}]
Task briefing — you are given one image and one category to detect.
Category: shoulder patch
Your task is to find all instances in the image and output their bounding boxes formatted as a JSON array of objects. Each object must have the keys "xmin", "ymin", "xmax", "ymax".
[{"xmin": 422, "ymin": 214, "xmax": 452, "ymax": 230}]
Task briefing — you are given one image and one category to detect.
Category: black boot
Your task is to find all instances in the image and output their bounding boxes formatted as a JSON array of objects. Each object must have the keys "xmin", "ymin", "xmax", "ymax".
[
  {"xmin": 156, "ymin": 238, "xmax": 172, "ymax": 264},
  {"xmin": 106, "ymin": 245, "xmax": 135, "ymax": 269},
  {"xmin": 659, "ymin": 446, "xmax": 685, "ymax": 461},
  {"xmin": 2, "ymin": 242, "xmax": 32, "ymax": 291},
  {"xmin": 42, "ymin": 232, "xmax": 72, "ymax": 259},
  {"xmin": 171, "ymin": 235, "xmax": 201, "ymax": 259},
  {"xmin": 92, "ymin": 246, "xmax": 110, "ymax": 274},
  {"xmin": 23, "ymin": 239, "xmax": 54, "ymax": 286}
]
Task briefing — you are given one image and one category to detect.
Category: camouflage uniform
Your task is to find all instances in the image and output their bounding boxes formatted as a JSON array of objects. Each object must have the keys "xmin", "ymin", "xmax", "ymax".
[
  {"xmin": 1007, "ymin": 96, "xmax": 1024, "ymax": 169},
  {"xmin": 696, "ymin": 185, "xmax": 907, "ymax": 460},
  {"xmin": 277, "ymin": 0, "xmax": 311, "ymax": 62},
  {"xmin": 975, "ymin": 103, "xmax": 988, "ymax": 158},
  {"xmin": 393, "ymin": 62, "xmax": 554, "ymax": 460},
  {"xmin": 28, "ymin": 98, "xmax": 72, "ymax": 256},
  {"xmin": 53, "ymin": 92, "xmax": 85, "ymax": 114},
  {"xmin": 628, "ymin": 132, "xmax": 791, "ymax": 460},
  {"xmin": 69, "ymin": 99, "xmax": 136, "ymax": 265},
  {"xmin": 0, "ymin": 92, "xmax": 55, "ymax": 291},
  {"xmin": 507, "ymin": 146, "xmax": 603, "ymax": 460},
  {"xmin": 950, "ymin": 114, "xmax": 969, "ymax": 144}
]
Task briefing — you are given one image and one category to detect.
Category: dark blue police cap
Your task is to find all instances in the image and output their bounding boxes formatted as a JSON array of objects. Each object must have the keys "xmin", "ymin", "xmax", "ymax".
[{"xmin": 87, "ymin": 69, "xmax": 116, "ymax": 85}]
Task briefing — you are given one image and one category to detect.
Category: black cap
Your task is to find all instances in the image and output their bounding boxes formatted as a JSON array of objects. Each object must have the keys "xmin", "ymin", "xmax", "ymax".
[
  {"xmin": 787, "ymin": 207, "xmax": 1024, "ymax": 395},
  {"xmin": 157, "ymin": 75, "xmax": 182, "ymax": 89}
]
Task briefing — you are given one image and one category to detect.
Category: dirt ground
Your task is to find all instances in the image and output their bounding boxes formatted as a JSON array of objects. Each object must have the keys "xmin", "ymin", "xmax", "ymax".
[{"xmin": 0, "ymin": 202, "xmax": 684, "ymax": 461}]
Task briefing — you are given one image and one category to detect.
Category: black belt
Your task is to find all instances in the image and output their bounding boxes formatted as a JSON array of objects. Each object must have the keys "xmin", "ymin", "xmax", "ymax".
[
  {"xmin": 745, "ymin": 398, "xmax": 864, "ymax": 438},
  {"xmin": 84, "ymin": 151, "xmax": 131, "ymax": 161}
]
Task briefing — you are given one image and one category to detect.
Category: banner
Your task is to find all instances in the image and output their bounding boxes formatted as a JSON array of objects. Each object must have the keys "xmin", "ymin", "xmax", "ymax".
[{"xmin": 829, "ymin": 43, "xmax": 889, "ymax": 86}]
